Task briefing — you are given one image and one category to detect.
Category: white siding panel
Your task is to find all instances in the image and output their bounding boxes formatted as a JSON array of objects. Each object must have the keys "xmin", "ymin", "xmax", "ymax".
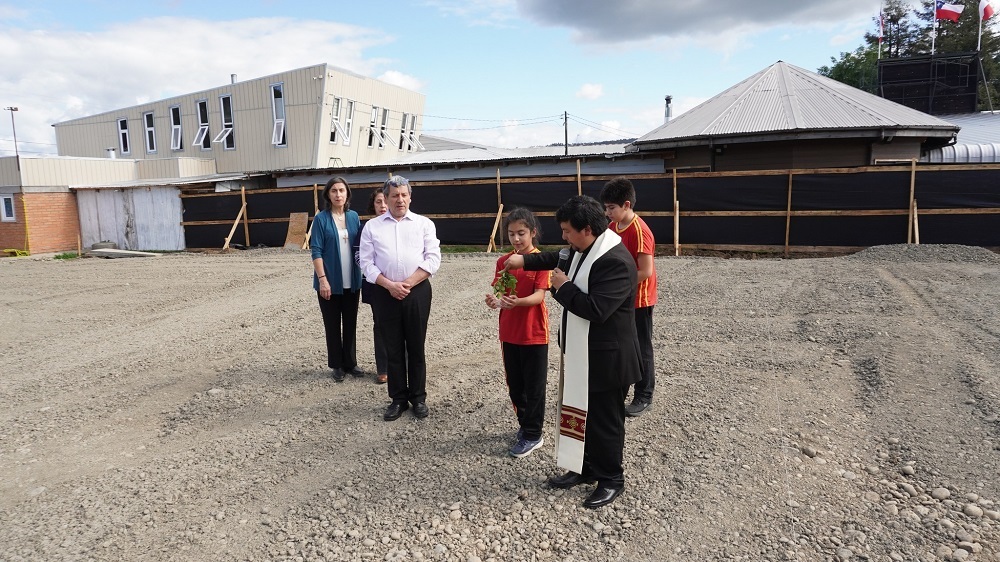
[
  {"xmin": 133, "ymin": 187, "xmax": 185, "ymax": 250},
  {"xmin": 77, "ymin": 190, "xmax": 101, "ymax": 248},
  {"xmin": 0, "ymin": 158, "xmax": 19, "ymax": 187},
  {"xmin": 95, "ymin": 190, "xmax": 125, "ymax": 246},
  {"xmin": 20, "ymin": 158, "xmax": 136, "ymax": 188}
]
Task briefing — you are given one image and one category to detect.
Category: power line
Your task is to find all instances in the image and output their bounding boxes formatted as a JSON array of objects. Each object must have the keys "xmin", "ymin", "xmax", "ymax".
[
  {"xmin": 423, "ymin": 117, "xmax": 563, "ymax": 132},
  {"xmin": 566, "ymin": 114, "xmax": 640, "ymax": 138}
]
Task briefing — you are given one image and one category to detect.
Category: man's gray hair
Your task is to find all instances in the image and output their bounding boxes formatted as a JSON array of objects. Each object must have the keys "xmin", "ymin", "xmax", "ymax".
[{"xmin": 382, "ymin": 175, "xmax": 411, "ymax": 196}]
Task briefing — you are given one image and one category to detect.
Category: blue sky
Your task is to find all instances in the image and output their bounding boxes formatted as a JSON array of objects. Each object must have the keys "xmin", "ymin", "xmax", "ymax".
[{"xmin": 1, "ymin": 0, "xmax": 892, "ymax": 156}]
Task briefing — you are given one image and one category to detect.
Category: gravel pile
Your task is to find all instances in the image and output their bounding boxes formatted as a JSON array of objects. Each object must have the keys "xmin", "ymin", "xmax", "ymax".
[{"xmin": 1, "ymin": 245, "xmax": 998, "ymax": 561}]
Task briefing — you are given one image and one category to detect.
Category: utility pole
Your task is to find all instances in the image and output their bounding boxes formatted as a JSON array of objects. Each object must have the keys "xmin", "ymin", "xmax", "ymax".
[
  {"xmin": 563, "ymin": 111, "xmax": 568, "ymax": 156},
  {"xmin": 3, "ymin": 106, "xmax": 18, "ymax": 171}
]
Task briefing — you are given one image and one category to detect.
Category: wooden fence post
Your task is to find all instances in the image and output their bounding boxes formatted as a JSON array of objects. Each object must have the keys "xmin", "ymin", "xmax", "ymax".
[
  {"xmin": 784, "ymin": 172, "xmax": 793, "ymax": 258},
  {"xmin": 241, "ymin": 185, "xmax": 250, "ymax": 247},
  {"xmin": 674, "ymin": 200, "xmax": 680, "ymax": 256},
  {"xmin": 912, "ymin": 199, "xmax": 920, "ymax": 245},
  {"xmin": 576, "ymin": 159, "xmax": 582, "ymax": 196},
  {"xmin": 907, "ymin": 159, "xmax": 916, "ymax": 244}
]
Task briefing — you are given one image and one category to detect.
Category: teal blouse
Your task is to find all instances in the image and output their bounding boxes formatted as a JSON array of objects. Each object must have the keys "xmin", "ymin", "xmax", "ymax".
[{"xmin": 311, "ymin": 209, "xmax": 362, "ymax": 293}]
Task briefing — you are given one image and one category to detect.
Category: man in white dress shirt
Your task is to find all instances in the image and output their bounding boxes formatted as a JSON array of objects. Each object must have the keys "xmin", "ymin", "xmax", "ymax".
[{"xmin": 359, "ymin": 176, "xmax": 441, "ymax": 421}]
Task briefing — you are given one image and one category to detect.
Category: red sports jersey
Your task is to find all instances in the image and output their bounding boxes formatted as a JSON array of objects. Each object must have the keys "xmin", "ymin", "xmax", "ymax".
[
  {"xmin": 614, "ymin": 215, "xmax": 658, "ymax": 308},
  {"xmin": 493, "ymin": 250, "xmax": 551, "ymax": 345}
]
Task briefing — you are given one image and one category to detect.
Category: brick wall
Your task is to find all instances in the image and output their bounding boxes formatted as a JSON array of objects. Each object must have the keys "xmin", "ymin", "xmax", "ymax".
[
  {"xmin": 0, "ymin": 194, "xmax": 27, "ymax": 253},
  {"xmin": 22, "ymin": 193, "xmax": 81, "ymax": 254}
]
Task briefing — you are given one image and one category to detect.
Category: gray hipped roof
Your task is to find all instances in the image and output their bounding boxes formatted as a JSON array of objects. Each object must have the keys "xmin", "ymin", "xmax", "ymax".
[{"xmin": 631, "ymin": 61, "xmax": 959, "ymax": 150}]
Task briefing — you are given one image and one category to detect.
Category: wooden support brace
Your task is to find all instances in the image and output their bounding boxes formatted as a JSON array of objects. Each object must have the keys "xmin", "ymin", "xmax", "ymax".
[
  {"xmin": 487, "ymin": 204, "xmax": 504, "ymax": 252},
  {"xmin": 223, "ymin": 203, "xmax": 247, "ymax": 250},
  {"xmin": 912, "ymin": 199, "xmax": 920, "ymax": 245}
]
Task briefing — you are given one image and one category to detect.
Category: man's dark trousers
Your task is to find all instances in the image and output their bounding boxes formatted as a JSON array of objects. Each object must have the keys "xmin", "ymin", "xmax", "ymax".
[{"xmin": 374, "ymin": 281, "xmax": 431, "ymax": 405}]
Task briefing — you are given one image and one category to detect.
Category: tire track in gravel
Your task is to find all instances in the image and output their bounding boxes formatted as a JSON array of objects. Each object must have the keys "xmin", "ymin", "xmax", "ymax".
[{"xmin": 870, "ymin": 266, "xmax": 1000, "ymax": 496}]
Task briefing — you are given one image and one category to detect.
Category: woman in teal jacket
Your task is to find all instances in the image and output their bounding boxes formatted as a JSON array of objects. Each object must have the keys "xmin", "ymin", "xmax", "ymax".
[{"xmin": 312, "ymin": 176, "xmax": 364, "ymax": 382}]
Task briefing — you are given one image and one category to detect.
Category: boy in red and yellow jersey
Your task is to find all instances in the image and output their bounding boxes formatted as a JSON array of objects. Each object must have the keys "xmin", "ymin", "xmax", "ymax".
[{"xmin": 601, "ymin": 178, "xmax": 658, "ymax": 416}]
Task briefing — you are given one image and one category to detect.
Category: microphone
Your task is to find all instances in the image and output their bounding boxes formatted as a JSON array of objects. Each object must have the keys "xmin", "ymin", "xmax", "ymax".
[{"xmin": 556, "ymin": 248, "xmax": 570, "ymax": 271}]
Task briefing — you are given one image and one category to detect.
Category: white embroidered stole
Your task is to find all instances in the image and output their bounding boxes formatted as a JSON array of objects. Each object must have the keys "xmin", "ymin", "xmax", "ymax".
[{"xmin": 556, "ymin": 229, "xmax": 621, "ymax": 473}]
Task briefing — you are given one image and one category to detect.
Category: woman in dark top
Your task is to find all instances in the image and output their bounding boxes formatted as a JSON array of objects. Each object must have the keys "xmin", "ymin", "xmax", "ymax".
[
  {"xmin": 362, "ymin": 189, "xmax": 389, "ymax": 384},
  {"xmin": 311, "ymin": 177, "xmax": 363, "ymax": 382}
]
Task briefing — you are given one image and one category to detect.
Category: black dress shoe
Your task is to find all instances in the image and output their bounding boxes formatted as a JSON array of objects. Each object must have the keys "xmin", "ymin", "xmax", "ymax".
[
  {"xmin": 583, "ymin": 485, "xmax": 624, "ymax": 508},
  {"xmin": 547, "ymin": 471, "xmax": 596, "ymax": 489},
  {"xmin": 346, "ymin": 366, "xmax": 365, "ymax": 378},
  {"xmin": 383, "ymin": 402, "xmax": 408, "ymax": 421},
  {"xmin": 331, "ymin": 368, "xmax": 346, "ymax": 382},
  {"xmin": 412, "ymin": 402, "xmax": 429, "ymax": 419}
]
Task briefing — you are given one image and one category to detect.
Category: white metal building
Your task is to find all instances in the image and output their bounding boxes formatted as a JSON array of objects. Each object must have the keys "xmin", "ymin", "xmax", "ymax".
[{"xmin": 52, "ymin": 63, "xmax": 426, "ymax": 173}]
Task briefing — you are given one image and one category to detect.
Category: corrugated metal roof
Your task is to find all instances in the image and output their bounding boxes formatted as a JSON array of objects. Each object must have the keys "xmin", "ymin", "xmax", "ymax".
[
  {"xmin": 936, "ymin": 112, "xmax": 1000, "ymax": 145},
  {"xmin": 634, "ymin": 61, "xmax": 959, "ymax": 147},
  {"xmin": 923, "ymin": 143, "xmax": 1000, "ymax": 163},
  {"xmin": 69, "ymin": 173, "xmax": 250, "ymax": 190},
  {"xmin": 383, "ymin": 139, "xmax": 631, "ymax": 167}
]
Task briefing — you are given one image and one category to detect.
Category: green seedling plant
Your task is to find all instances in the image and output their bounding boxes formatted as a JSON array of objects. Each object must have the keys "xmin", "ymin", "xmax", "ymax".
[{"xmin": 492, "ymin": 270, "xmax": 517, "ymax": 299}]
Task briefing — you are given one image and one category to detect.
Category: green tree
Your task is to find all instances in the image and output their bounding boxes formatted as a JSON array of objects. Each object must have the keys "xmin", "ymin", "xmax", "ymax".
[
  {"xmin": 865, "ymin": 0, "xmax": 923, "ymax": 58},
  {"xmin": 818, "ymin": 44, "xmax": 880, "ymax": 93},
  {"xmin": 912, "ymin": 0, "xmax": 1000, "ymax": 110},
  {"xmin": 818, "ymin": 0, "xmax": 922, "ymax": 92}
]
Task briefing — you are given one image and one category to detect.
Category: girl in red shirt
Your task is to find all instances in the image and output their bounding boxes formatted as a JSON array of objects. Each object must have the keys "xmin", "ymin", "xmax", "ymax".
[{"xmin": 485, "ymin": 207, "xmax": 551, "ymax": 458}]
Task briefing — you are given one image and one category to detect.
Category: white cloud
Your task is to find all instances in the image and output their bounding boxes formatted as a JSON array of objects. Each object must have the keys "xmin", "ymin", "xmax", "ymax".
[
  {"xmin": 0, "ymin": 16, "xmax": 391, "ymax": 156},
  {"xmin": 575, "ymin": 83, "xmax": 604, "ymax": 100},
  {"xmin": 422, "ymin": 0, "xmax": 519, "ymax": 27},
  {"xmin": 377, "ymin": 71, "xmax": 425, "ymax": 93}
]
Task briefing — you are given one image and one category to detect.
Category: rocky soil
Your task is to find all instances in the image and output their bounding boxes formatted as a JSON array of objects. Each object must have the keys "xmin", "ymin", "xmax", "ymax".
[{"xmin": 1, "ymin": 244, "xmax": 999, "ymax": 562}]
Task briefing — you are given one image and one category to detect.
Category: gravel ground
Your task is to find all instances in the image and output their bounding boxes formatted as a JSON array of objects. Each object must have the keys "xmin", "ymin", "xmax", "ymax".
[{"xmin": 1, "ymin": 244, "xmax": 999, "ymax": 562}]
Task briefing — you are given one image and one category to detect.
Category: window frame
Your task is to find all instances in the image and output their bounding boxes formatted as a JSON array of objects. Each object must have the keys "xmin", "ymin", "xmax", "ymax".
[
  {"xmin": 368, "ymin": 106, "xmax": 379, "ymax": 149},
  {"xmin": 270, "ymin": 82, "xmax": 286, "ymax": 147},
  {"xmin": 399, "ymin": 112, "xmax": 409, "ymax": 151},
  {"xmin": 379, "ymin": 108, "xmax": 389, "ymax": 150},
  {"xmin": 330, "ymin": 96, "xmax": 342, "ymax": 144},
  {"xmin": 407, "ymin": 114, "xmax": 423, "ymax": 150},
  {"xmin": 213, "ymin": 94, "xmax": 235, "ymax": 150},
  {"xmin": 342, "ymin": 100, "xmax": 354, "ymax": 146},
  {"xmin": 169, "ymin": 105, "xmax": 183, "ymax": 151},
  {"xmin": 117, "ymin": 117, "xmax": 131, "ymax": 155},
  {"xmin": 194, "ymin": 99, "xmax": 211, "ymax": 150},
  {"xmin": 1, "ymin": 194, "xmax": 15, "ymax": 222},
  {"xmin": 143, "ymin": 111, "xmax": 156, "ymax": 154}
]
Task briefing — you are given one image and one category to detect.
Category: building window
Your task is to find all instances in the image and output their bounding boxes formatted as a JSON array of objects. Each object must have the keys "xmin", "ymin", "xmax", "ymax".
[
  {"xmin": 1, "ymin": 195, "xmax": 15, "ymax": 222},
  {"xmin": 399, "ymin": 113, "xmax": 409, "ymax": 151},
  {"xmin": 194, "ymin": 100, "xmax": 211, "ymax": 149},
  {"xmin": 342, "ymin": 100, "xmax": 354, "ymax": 146},
  {"xmin": 407, "ymin": 114, "xmax": 423, "ymax": 151},
  {"xmin": 118, "ymin": 118, "xmax": 131, "ymax": 155},
  {"xmin": 330, "ymin": 97, "xmax": 342, "ymax": 143},
  {"xmin": 271, "ymin": 83, "xmax": 286, "ymax": 147},
  {"xmin": 143, "ymin": 112, "xmax": 156, "ymax": 154},
  {"xmin": 368, "ymin": 107, "xmax": 379, "ymax": 148},
  {"xmin": 379, "ymin": 108, "xmax": 389, "ymax": 150},
  {"xmin": 212, "ymin": 94, "xmax": 235, "ymax": 149},
  {"xmin": 170, "ymin": 106, "xmax": 183, "ymax": 151}
]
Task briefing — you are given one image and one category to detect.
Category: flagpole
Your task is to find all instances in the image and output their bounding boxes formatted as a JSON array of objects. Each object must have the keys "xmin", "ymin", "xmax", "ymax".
[
  {"xmin": 932, "ymin": 15, "xmax": 937, "ymax": 55},
  {"xmin": 979, "ymin": 7, "xmax": 984, "ymax": 51}
]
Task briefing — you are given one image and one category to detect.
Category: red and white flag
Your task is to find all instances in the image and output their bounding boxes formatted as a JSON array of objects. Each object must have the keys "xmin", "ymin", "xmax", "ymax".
[
  {"xmin": 936, "ymin": 0, "xmax": 965, "ymax": 21},
  {"xmin": 981, "ymin": 0, "xmax": 996, "ymax": 20}
]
